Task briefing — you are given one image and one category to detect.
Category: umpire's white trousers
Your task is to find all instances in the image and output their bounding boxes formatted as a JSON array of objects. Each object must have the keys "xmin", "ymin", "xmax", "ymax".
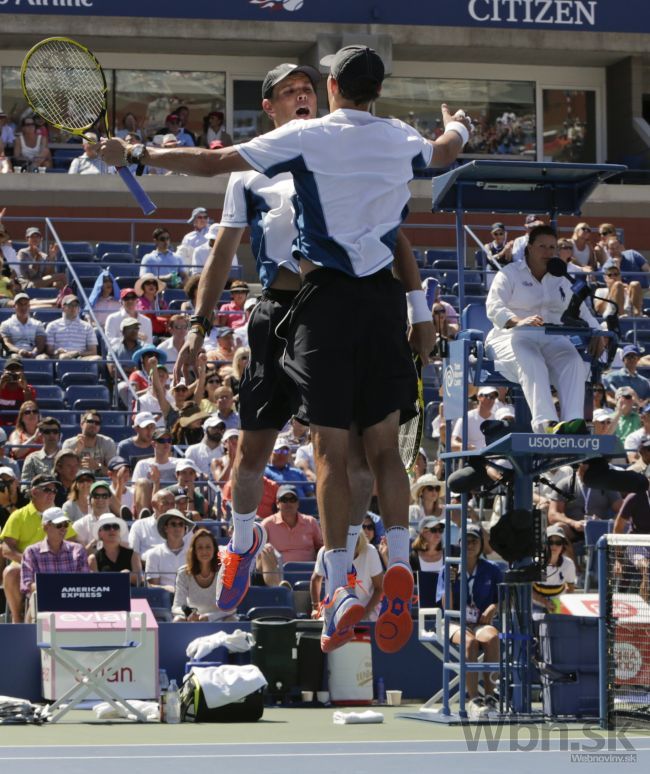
[{"xmin": 485, "ymin": 327, "xmax": 588, "ymax": 433}]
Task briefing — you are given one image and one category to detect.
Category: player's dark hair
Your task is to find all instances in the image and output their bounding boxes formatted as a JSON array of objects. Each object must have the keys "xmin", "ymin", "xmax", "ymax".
[
  {"xmin": 527, "ymin": 224, "xmax": 557, "ymax": 245},
  {"xmin": 337, "ymin": 76, "xmax": 381, "ymax": 106}
]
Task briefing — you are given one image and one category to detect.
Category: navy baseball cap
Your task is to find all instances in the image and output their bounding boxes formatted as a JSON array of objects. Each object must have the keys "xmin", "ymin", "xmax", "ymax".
[{"xmin": 320, "ymin": 46, "xmax": 385, "ymax": 92}]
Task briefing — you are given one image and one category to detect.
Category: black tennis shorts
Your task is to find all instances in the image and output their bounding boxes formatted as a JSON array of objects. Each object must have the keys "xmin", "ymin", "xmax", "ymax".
[
  {"xmin": 239, "ymin": 288, "xmax": 301, "ymax": 431},
  {"xmin": 279, "ymin": 268, "xmax": 417, "ymax": 430}
]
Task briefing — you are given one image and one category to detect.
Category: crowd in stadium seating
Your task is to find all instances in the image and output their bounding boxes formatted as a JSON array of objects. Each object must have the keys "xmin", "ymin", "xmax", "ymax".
[
  {"xmin": 0, "ymin": 209, "xmax": 648, "ymax": 641},
  {"xmin": 0, "ymin": 106, "xmax": 234, "ymax": 174}
]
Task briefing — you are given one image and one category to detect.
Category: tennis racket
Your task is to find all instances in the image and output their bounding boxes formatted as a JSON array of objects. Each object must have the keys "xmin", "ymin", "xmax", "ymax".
[
  {"xmin": 21, "ymin": 37, "xmax": 156, "ymax": 215},
  {"xmin": 399, "ymin": 354, "xmax": 425, "ymax": 472}
]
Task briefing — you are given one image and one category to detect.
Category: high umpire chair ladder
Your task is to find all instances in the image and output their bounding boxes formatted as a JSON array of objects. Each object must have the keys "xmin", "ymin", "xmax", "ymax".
[{"xmin": 403, "ymin": 160, "xmax": 626, "ymax": 725}]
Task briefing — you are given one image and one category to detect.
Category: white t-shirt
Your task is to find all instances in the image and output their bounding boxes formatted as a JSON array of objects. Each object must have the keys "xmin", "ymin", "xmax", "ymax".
[
  {"xmin": 220, "ymin": 170, "xmax": 300, "ymax": 288},
  {"xmin": 143, "ymin": 540, "xmax": 191, "ymax": 587},
  {"xmin": 295, "ymin": 442, "xmax": 314, "ymax": 475},
  {"xmin": 236, "ymin": 109, "xmax": 433, "ymax": 277},
  {"xmin": 128, "ymin": 515, "xmax": 162, "ymax": 556},
  {"xmin": 452, "ymin": 408, "xmax": 496, "ymax": 451},
  {"xmin": 184, "ymin": 440, "xmax": 223, "ymax": 477},
  {"xmin": 132, "ymin": 456, "xmax": 181, "ymax": 484},
  {"xmin": 540, "ymin": 554, "xmax": 577, "ymax": 589}
]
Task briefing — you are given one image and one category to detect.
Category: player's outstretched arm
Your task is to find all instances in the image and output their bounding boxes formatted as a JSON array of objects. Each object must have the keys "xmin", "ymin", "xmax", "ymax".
[
  {"xmin": 174, "ymin": 226, "xmax": 246, "ymax": 383},
  {"xmin": 428, "ymin": 103, "xmax": 472, "ymax": 169},
  {"xmin": 100, "ymin": 137, "xmax": 252, "ymax": 177},
  {"xmin": 393, "ymin": 229, "xmax": 434, "ymax": 365}
]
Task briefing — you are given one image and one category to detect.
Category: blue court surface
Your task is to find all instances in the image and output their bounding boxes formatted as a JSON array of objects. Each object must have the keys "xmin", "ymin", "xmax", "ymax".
[{"xmin": 1, "ymin": 707, "xmax": 649, "ymax": 774}]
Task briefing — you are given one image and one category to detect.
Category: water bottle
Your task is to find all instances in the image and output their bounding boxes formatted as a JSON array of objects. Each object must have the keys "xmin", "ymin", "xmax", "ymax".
[
  {"xmin": 159, "ymin": 669, "xmax": 169, "ymax": 722},
  {"xmin": 375, "ymin": 676, "xmax": 386, "ymax": 705},
  {"xmin": 164, "ymin": 679, "xmax": 181, "ymax": 724}
]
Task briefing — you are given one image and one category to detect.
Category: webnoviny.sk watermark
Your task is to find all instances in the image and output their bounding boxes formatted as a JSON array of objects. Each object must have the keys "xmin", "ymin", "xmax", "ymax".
[{"xmin": 462, "ymin": 720, "xmax": 638, "ymax": 761}]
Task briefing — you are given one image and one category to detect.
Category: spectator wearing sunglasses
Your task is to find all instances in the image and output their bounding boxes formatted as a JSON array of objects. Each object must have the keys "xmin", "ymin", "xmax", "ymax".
[
  {"xmin": 610, "ymin": 386, "xmax": 643, "ymax": 444},
  {"xmin": 140, "ymin": 228, "xmax": 187, "ymax": 285},
  {"xmin": 61, "ymin": 411, "xmax": 116, "ymax": 476},
  {"xmin": 88, "ymin": 513, "xmax": 142, "ymax": 583},
  {"xmin": 261, "ymin": 484, "xmax": 323, "ymax": 562},
  {"xmin": 594, "ymin": 223, "xmax": 617, "ymax": 266},
  {"xmin": 263, "ymin": 439, "xmax": 314, "ymax": 499},
  {"xmin": 21, "ymin": 506, "xmax": 88, "ymax": 622},
  {"xmin": 71, "ymin": 481, "xmax": 127, "ymax": 551},
  {"xmin": 143, "ymin": 508, "xmax": 194, "ymax": 592},
  {"xmin": 21, "ymin": 416, "xmax": 62, "ymax": 480},
  {"xmin": 0, "ymin": 474, "xmax": 76, "ymax": 623},
  {"xmin": 450, "ymin": 386, "xmax": 498, "ymax": 452},
  {"xmin": 569, "ymin": 222, "xmax": 597, "ymax": 271},
  {"xmin": 533, "ymin": 525, "xmax": 576, "ymax": 614},
  {"xmin": 409, "ymin": 516, "xmax": 446, "ymax": 609},
  {"xmin": 604, "ymin": 346, "xmax": 650, "ymax": 403},
  {"xmin": 409, "ymin": 474, "xmax": 446, "ymax": 533}
]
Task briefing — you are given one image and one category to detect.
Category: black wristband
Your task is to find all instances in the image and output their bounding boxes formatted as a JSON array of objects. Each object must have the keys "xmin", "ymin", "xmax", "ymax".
[{"xmin": 189, "ymin": 314, "xmax": 212, "ymax": 337}]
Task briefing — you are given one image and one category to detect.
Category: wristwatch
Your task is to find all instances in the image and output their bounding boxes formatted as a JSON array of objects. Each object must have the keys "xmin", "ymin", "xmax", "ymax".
[{"xmin": 127, "ymin": 143, "xmax": 146, "ymax": 166}]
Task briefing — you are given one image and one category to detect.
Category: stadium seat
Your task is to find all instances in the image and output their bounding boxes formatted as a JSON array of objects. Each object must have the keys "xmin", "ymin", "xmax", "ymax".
[
  {"xmin": 61, "ymin": 241, "xmax": 94, "ymax": 257},
  {"xmin": 65, "ymin": 384, "xmax": 111, "ymax": 409},
  {"xmin": 56, "ymin": 361, "xmax": 99, "ymax": 388},
  {"xmin": 162, "ymin": 289, "xmax": 185, "ymax": 305},
  {"xmin": 424, "ymin": 400, "xmax": 439, "ymax": 440},
  {"xmin": 34, "ymin": 385, "xmax": 65, "ymax": 410},
  {"xmin": 282, "ymin": 561, "xmax": 316, "ymax": 587},
  {"xmin": 65, "ymin": 252, "xmax": 96, "ymax": 264},
  {"xmin": 32, "ymin": 309, "xmax": 61, "ymax": 326},
  {"xmin": 17, "ymin": 360, "xmax": 54, "ymax": 379},
  {"xmin": 450, "ymin": 282, "xmax": 486, "ymax": 298},
  {"xmin": 21, "ymin": 369, "xmax": 54, "ymax": 386},
  {"xmin": 96, "ymin": 242, "xmax": 133, "ymax": 258},
  {"xmin": 298, "ymin": 496, "xmax": 318, "ymax": 516},
  {"xmin": 426, "ymin": 250, "xmax": 457, "ymax": 267},
  {"xmin": 59, "ymin": 424, "xmax": 80, "ymax": 442},
  {"xmin": 131, "ymin": 587, "xmax": 173, "ymax": 623},
  {"xmin": 430, "ymin": 258, "xmax": 459, "ymax": 271},
  {"xmin": 237, "ymin": 585, "xmax": 294, "ymax": 618},
  {"xmin": 461, "ymin": 303, "xmax": 491, "ymax": 336},
  {"xmin": 135, "ymin": 243, "xmax": 151, "ymax": 261},
  {"xmin": 26, "ymin": 287, "xmax": 59, "ymax": 300},
  {"xmin": 100, "ymin": 252, "xmax": 135, "ymax": 264},
  {"xmin": 102, "ymin": 426, "xmax": 133, "ymax": 443}
]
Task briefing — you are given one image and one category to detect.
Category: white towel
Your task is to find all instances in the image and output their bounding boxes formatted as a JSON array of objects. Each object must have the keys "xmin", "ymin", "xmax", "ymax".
[
  {"xmin": 93, "ymin": 700, "xmax": 160, "ymax": 721},
  {"xmin": 185, "ymin": 628, "xmax": 255, "ymax": 660},
  {"xmin": 333, "ymin": 710, "xmax": 384, "ymax": 724},
  {"xmin": 188, "ymin": 664, "xmax": 267, "ymax": 709}
]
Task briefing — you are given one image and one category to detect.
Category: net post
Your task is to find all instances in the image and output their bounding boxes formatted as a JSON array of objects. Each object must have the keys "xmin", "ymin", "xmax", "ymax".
[{"xmin": 598, "ymin": 532, "xmax": 609, "ymax": 730}]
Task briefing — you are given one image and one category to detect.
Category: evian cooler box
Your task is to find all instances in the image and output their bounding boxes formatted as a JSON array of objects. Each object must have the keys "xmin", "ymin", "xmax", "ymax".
[{"xmin": 39, "ymin": 598, "xmax": 159, "ymax": 701}]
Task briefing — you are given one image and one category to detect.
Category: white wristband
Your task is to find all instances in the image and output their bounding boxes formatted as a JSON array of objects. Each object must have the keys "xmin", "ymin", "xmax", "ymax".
[
  {"xmin": 406, "ymin": 290, "xmax": 431, "ymax": 325},
  {"xmin": 444, "ymin": 120, "xmax": 469, "ymax": 147}
]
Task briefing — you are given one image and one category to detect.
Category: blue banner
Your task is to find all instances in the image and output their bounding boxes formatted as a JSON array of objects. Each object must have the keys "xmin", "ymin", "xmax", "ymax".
[{"xmin": 1, "ymin": 1, "xmax": 648, "ymax": 35}]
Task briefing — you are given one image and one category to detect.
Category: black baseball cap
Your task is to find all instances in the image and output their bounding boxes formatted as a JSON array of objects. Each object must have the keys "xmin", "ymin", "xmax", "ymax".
[
  {"xmin": 320, "ymin": 45, "xmax": 385, "ymax": 92},
  {"xmin": 262, "ymin": 63, "xmax": 321, "ymax": 100}
]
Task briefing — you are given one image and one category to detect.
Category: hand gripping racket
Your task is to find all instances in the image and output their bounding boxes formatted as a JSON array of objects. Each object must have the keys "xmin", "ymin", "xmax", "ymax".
[
  {"xmin": 21, "ymin": 37, "xmax": 156, "ymax": 215},
  {"xmin": 398, "ymin": 354, "xmax": 425, "ymax": 472}
]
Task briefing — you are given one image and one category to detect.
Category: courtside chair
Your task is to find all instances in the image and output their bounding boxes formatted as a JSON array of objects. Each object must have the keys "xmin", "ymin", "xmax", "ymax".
[{"xmin": 96, "ymin": 242, "xmax": 133, "ymax": 258}]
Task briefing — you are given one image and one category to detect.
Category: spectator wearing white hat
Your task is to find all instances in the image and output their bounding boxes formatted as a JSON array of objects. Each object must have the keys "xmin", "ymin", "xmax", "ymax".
[
  {"xmin": 143, "ymin": 508, "xmax": 194, "ymax": 591},
  {"xmin": 72, "ymin": 480, "xmax": 128, "ymax": 551},
  {"xmin": 180, "ymin": 207, "xmax": 210, "ymax": 260},
  {"xmin": 88, "ymin": 513, "xmax": 142, "ymax": 583},
  {"xmin": 533, "ymin": 524, "xmax": 576, "ymax": 613},
  {"xmin": 409, "ymin": 474, "xmax": 446, "ymax": 535},
  {"xmin": 451, "ymin": 386, "xmax": 498, "ymax": 451},
  {"xmin": 171, "ymin": 458, "xmax": 208, "ymax": 518},
  {"xmin": 592, "ymin": 407, "xmax": 616, "ymax": 436},
  {"xmin": 184, "ymin": 415, "xmax": 226, "ymax": 477},
  {"xmin": 21, "ymin": 506, "xmax": 89, "ymax": 622},
  {"xmin": 116, "ymin": 411, "xmax": 156, "ymax": 468}
]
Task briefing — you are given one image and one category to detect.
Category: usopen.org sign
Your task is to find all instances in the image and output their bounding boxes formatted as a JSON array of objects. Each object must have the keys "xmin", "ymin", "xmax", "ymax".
[
  {"xmin": 1, "ymin": 1, "xmax": 648, "ymax": 36},
  {"xmin": 513, "ymin": 434, "xmax": 603, "ymax": 454}
]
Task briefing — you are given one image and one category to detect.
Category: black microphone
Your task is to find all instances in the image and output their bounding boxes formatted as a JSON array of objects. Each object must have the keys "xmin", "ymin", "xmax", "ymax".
[{"xmin": 546, "ymin": 257, "xmax": 592, "ymax": 327}]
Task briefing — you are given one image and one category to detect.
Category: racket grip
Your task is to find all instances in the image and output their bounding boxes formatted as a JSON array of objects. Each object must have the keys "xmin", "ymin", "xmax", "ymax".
[{"xmin": 116, "ymin": 166, "xmax": 157, "ymax": 215}]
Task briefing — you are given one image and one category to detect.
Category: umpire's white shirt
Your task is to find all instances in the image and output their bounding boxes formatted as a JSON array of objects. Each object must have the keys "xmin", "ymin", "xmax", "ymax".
[{"xmin": 236, "ymin": 109, "xmax": 433, "ymax": 278}]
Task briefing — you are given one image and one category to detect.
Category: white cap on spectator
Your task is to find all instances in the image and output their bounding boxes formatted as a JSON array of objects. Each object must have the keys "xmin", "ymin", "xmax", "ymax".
[
  {"xmin": 176, "ymin": 459, "xmax": 200, "ymax": 474},
  {"xmin": 222, "ymin": 429, "xmax": 240, "ymax": 443},
  {"xmin": 0, "ymin": 466, "xmax": 16, "ymax": 478},
  {"xmin": 593, "ymin": 408, "xmax": 614, "ymax": 423},
  {"xmin": 134, "ymin": 411, "xmax": 157, "ymax": 428},
  {"xmin": 42, "ymin": 507, "xmax": 68, "ymax": 525},
  {"xmin": 495, "ymin": 406, "xmax": 515, "ymax": 421}
]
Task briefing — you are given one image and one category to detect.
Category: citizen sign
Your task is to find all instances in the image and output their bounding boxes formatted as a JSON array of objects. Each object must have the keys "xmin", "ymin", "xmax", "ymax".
[{"xmin": 468, "ymin": 0, "xmax": 597, "ymax": 26}]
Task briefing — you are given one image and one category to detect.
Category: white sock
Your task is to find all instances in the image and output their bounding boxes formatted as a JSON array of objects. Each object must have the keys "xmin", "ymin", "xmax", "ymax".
[
  {"xmin": 346, "ymin": 524, "xmax": 361, "ymax": 573},
  {"xmin": 231, "ymin": 509, "xmax": 256, "ymax": 553},
  {"xmin": 385, "ymin": 526, "xmax": 410, "ymax": 567},
  {"xmin": 323, "ymin": 549, "xmax": 348, "ymax": 599}
]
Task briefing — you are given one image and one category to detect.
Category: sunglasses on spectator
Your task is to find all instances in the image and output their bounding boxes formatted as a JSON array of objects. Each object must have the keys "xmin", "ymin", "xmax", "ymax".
[
  {"xmin": 548, "ymin": 538, "xmax": 564, "ymax": 546},
  {"xmin": 606, "ymin": 272, "xmax": 620, "ymax": 277},
  {"xmin": 600, "ymin": 230, "xmax": 614, "ymax": 236},
  {"xmin": 362, "ymin": 523, "xmax": 375, "ymax": 530},
  {"xmin": 100, "ymin": 524, "xmax": 120, "ymax": 531},
  {"xmin": 84, "ymin": 418, "xmax": 101, "ymax": 425},
  {"xmin": 480, "ymin": 393, "xmax": 498, "ymax": 399},
  {"xmin": 157, "ymin": 236, "xmax": 170, "ymax": 242},
  {"xmin": 23, "ymin": 409, "xmax": 39, "ymax": 415},
  {"xmin": 423, "ymin": 526, "xmax": 444, "ymax": 534},
  {"xmin": 91, "ymin": 492, "xmax": 111, "ymax": 499},
  {"xmin": 41, "ymin": 428, "xmax": 60, "ymax": 435},
  {"xmin": 278, "ymin": 495, "xmax": 298, "ymax": 503},
  {"xmin": 39, "ymin": 487, "xmax": 57, "ymax": 494},
  {"xmin": 423, "ymin": 485, "xmax": 441, "ymax": 492},
  {"xmin": 621, "ymin": 394, "xmax": 634, "ymax": 399},
  {"xmin": 579, "ymin": 227, "xmax": 591, "ymax": 232},
  {"xmin": 155, "ymin": 437, "xmax": 172, "ymax": 444},
  {"xmin": 559, "ymin": 245, "xmax": 573, "ymax": 250},
  {"xmin": 53, "ymin": 522, "xmax": 70, "ymax": 529}
]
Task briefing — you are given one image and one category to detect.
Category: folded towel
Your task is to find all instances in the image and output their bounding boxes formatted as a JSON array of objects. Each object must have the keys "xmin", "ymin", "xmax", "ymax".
[
  {"xmin": 189, "ymin": 664, "xmax": 267, "ymax": 709},
  {"xmin": 333, "ymin": 710, "xmax": 384, "ymax": 724}
]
